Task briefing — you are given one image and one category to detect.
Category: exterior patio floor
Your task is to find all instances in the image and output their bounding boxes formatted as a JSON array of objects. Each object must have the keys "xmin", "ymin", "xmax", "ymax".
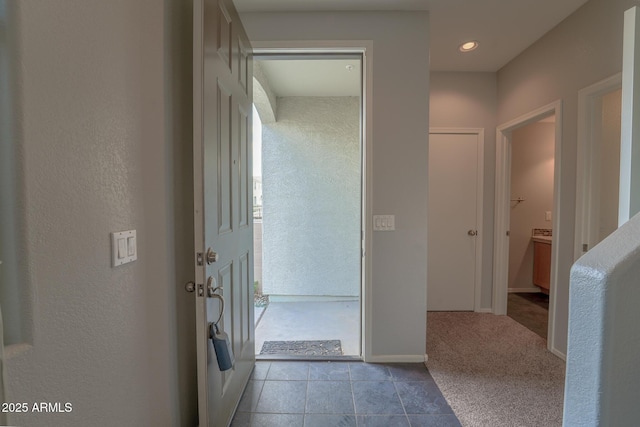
[{"xmin": 255, "ymin": 300, "xmax": 361, "ymax": 357}]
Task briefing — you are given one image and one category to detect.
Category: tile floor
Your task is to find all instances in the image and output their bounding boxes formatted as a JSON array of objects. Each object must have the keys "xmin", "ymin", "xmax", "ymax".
[
  {"xmin": 231, "ymin": 361, "xmax": 461, "ymax": 427},
  {"xmin": 507, "ymin": 292, "xmax": 549, "ymax": 339}
]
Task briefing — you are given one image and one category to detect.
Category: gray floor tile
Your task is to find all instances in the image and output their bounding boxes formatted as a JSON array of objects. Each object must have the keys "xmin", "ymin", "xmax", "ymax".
[
  {"xmin": 230, "ymin": 411, "xmax": 251, "ymax": 427},
  {"xmin": 352, "ymin": 381, "xmax": 404, "ymax": 414},
  {"xmin": 408, "ymin": 414, "xmax": 462, "ymax": 427},
  {"xmin": 306, "ymin": 381, "xmax": 355, "ymax": 414},
  {"xmin": 252, "ymin": 413, "xmax": 304, "ymax": 427},
  {"xmin": 255, "ymin": 380, "xmax": 307, "ymax": 413},
  {"xmin": 349, "ymin": 363, "xmax": 391, "ymax": 381},
  {"xmin": 251, "ymin": 362, "xmax": 271, "ymax": 380},
  {"xmin": 388, "ymin": 363, "xmax": 434, "ymax": 382},
  {"xmin": 357, "ymin": 415, "xmax": 411, "ymax": 426},
  {"xmin": 308, "ymin": 361, "xmax": 350, "ymax": 381},
  {"xmin": 395, "ymin": 381, "xmax": 454, "ymax": 415},
  {"xmin": 304, "ymin": 414, "xmax": 356, "ymax": 427},
  {"xmin": 236, "ymin": 380, "xmax": 264, "ymax": 413},
  {"xmin": 266, "ymin": 361, "xmax": 309, "ymax": 380}
]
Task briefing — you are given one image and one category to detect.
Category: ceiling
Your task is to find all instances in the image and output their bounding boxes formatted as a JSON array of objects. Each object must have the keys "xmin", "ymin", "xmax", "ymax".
[
  {"xmin": 258, "ymin": 59, "xmax": 362, "ymax": 97},
  {"xmin": 235, "ymin": 0, "xmax": 590, "ymax": 72}
]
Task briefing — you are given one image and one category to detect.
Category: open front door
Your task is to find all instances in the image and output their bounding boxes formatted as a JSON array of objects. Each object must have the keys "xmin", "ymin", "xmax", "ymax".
[{"xmin": 193, "ymin": 0, "xmax": 254, "ymax": 425}]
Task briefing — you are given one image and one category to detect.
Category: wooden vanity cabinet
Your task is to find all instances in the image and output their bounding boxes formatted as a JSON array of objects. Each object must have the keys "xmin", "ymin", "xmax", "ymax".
[{"xmin": 533, "ymin": 240, "xmax": 551, "ymax": 294}]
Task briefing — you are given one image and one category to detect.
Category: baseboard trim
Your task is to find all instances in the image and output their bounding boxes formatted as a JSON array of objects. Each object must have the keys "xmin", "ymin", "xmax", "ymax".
[
  {"xmin": 508, "ymin": 287, "xmax": 541, "ymax": 293},
  {"xmin": 549, "ymin": 346, "xmax": 566, "ymax": 361},
  {"xmin": 476, "ymin": 308, "xmax": 493, "ymax": 313},
  {"xmin": 365, "ymin": 354, "xmax": 426, "ymax": 363}
]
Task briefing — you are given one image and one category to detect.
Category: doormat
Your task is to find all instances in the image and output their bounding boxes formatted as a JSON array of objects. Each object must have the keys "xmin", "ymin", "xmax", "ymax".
[{"xmin": 260, "ymin": 340, "xmax": 343, "ymax": 356}]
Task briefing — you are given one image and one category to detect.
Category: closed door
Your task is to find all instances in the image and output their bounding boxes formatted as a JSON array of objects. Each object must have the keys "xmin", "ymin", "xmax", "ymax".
[
  {"xmin": 428, "ymin": 132, "xmax": 481, "ymax": 311},
  {"xmin": 193, "ymin": 0, "xmax": 254, "ymax": 425}
]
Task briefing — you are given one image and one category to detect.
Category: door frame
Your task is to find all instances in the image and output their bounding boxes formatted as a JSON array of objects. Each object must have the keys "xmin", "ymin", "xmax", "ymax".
[
  {"xmin": 575, "ymin": 73, "xmax": 622, "ymax": 260},
  {"xmin": 252, "ymin": 40, "xmax": 373, "ymax": 361},
  {"xmin": 429, "ymin": 128, "xmax": 484, "ymax": 312},
  {"xmin": 493, "ymin": 100, "xmax": 562, "ymax": 357}
]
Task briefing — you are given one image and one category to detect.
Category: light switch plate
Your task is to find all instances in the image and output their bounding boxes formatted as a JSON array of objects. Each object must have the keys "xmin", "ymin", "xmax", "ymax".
[
  {"xmin": 373, "ymin": 215, "xmax": 395, "ymax": 231},
  {"xmin": 111, "ymin": 230, "xmax": 137, "ymax": 266}
]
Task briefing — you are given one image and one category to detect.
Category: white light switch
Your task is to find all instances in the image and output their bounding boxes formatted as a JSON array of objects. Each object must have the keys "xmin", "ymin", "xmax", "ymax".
[
  {"xmin": 117, "ymin": 238, "xmax": 127, "ymax": 259},
  {"xmin": 545, "ymin": 211, "xmax": 552, "ymax": 221},
  {"xmin": 111, "ymin": 230, "xmax": 137, "ymax": 267},
  {"xmin": 373, "ymin": 215, "xmax": 395, "ymax": 231},
  {"xmin": 127, "ymin": 236, "xmax": 136, "ymax": 256}
]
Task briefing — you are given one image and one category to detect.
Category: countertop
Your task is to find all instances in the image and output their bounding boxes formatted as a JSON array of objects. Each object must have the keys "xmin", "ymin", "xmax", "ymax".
[{"xmin": 532, "ymin": 235, "xmax": 552, "ymax": 244}]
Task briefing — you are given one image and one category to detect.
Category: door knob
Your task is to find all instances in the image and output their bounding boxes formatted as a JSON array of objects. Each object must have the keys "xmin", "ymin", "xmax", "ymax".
[
  {"xmin": 468, "ymin": 230, "xmax": 477, "ymax": 236},
  {"xmin": 185, "ymin": 281, "xmax": 196, "ymax": 293},
  {"xmin": 206, "ymin": 248, "xmax": 219, "ymax": 264}
]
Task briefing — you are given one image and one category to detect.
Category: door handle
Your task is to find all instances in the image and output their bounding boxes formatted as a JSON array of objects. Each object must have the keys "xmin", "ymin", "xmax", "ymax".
[
  {"xmin": 207, "ymin": 276, "xmax": 225, "ymax": 325},
  {"xmin": 207, "ymin": 275, "xmax": 221, "ymax": 298},
  {"xmin": 468, "ymin": 230, "xmax": 477, "ymax": 236}
]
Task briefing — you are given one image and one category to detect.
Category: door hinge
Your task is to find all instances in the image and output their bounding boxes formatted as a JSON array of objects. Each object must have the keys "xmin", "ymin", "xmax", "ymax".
[
  {"xmin": 197, "ymin": 252, "xmax": 204, "ymax": 266},
  {"xmin": 583, "ymin": 243, "xmax": 589, "ymax": 252},
  {"xmin": 506, "ymin": 231, "xmax": 510, "ymax": 237}
]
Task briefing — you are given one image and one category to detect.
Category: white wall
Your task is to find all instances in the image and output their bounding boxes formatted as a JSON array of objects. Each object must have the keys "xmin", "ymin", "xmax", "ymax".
[
  {"xmin": 509, "ymin": 122, "xmax": 555, "ymax": 290},
  {"xmin": 564, "ymin": 211, "xmax": 640, "ymax": 425},
  {"xmin": 242, "ymin": 11, "xmax": 430, "ymax": 360},
  {"xmin": 429, "ymin": 72, "xmax": 497, "ymax": 310},
  {"xmin": 262, "ymin": 96, "xmax": 360, "ymax": 299},
  {"xmin": 497, "ymin": 0, "xmax": 638, "ymax": 355},
  {"xmin": 5, "ymin": 1, "xmax": 197, "ymax": 425}
]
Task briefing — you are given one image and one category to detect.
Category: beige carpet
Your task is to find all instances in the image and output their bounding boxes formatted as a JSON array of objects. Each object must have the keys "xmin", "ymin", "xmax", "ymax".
[{"xmin": 426, "ymin": 312, "xmax": 565, "ymax": 427}]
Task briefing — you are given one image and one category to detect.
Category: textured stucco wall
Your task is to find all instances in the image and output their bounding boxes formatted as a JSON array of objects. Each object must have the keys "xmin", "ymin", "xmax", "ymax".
[
  {"xmin": 509, "ymin": 122, "xmax": 555, "ymax": 290},
  {"xmin": 5, "ymin": 1, "xmax": 197, "ymax": 425},
  {"xmin": 262, "ymin": 96, "xmax": 360, "ymax": 299},
  {"xmin": 565, "ymin": 212, "xmax": 640, "ymax": 425}
]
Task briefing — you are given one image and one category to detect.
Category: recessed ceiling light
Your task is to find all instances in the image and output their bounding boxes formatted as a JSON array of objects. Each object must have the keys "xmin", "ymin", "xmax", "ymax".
[{"xmin": 459, "ymin": 41, "xmax": 479, "ymax": 52}]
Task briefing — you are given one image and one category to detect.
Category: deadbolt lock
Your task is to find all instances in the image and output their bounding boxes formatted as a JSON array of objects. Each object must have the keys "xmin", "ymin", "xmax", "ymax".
[{"xmin": 206, "ymin": 248, "xmax": 219, "ymax": 264}]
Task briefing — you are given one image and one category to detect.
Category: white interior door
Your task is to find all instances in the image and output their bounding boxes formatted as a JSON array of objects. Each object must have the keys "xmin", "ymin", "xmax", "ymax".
[
  {"xmin": 193, "ymin": 0, "xmax": 254, "ymax": 425},
  {"xmin": 428, "ymin": 131, "xmax": 482, "ymax": 311},
  {"xmin": 621, "ymin": 6, "xmax": 640, "ymax": 224}
]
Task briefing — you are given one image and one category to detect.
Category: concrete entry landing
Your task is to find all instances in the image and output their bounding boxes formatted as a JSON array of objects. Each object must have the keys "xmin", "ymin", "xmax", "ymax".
[{"xmin": 255, "ymin": 301, "xmax": 360, "ymax": 357}]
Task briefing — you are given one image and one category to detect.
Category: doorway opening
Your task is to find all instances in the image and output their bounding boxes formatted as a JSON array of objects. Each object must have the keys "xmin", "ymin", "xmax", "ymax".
[
  {"xmin": 505, "ymin": 115, "xmax": 556, "ymax": 341},
  {"xmin": 252, "ymin": 53, "xmax": 364, "ymax": 359},
  {"xmin": 575, "ymin": 73, "xmax": 623, "ymax": 259},
  {"xmin": 494, "ymin": 100, "xmax": 562, "ymax": 357}
]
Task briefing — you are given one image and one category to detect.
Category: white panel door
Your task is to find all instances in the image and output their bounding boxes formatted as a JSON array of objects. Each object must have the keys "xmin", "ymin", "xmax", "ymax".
[
  {"xmin": 193, "ymin": 0, "xmax": 254, "ymax": 425},
  {"xmin": 428, "ymin": 132, "xmax": 480, "ymax": 311}
]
